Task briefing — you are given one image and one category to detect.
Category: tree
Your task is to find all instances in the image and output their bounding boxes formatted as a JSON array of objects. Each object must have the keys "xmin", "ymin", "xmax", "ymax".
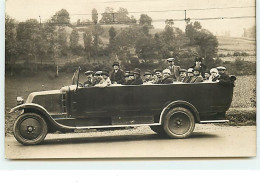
[
  {"xmin": 108, "ymin": 27, "xmax": 117, "ymax": 51},
  {"xmin": 5, "ymin": 15, "xmax": 17, "ymax": 64},
  {"xmin": 100, "ymin": 7, "xmax": 114, "ymax": 24},
  {"xmin": 135, "ymin": 35, "xmax": 157, "ymax": 61},
  {"xmin": 16, "ymin": 19, "xmax": 41, "ymax": 63},
  {"xmin": 51, "ymin": 9, "xmax": 70, "ymax": 25},
  {"xmin": 92, "ymin": 8, "xmax": 98, "ymax": 24},
  {"xmin": 139, "ymin": 14, "xmax": 152, "ymax": 27},
  {"xmin": 115, "ymin": 7, "xmax": 131, "ymax": 23},
  {"xmin": 83, "ymin": 30, "xmax": 93, "ymax": 62},
  {"xmin": 70, "ymin": 29, "xmax": 80, "ymax": 55},
  {"xmin": 165, "ymin": 19, "xmax": 174, "ymax": 27}
]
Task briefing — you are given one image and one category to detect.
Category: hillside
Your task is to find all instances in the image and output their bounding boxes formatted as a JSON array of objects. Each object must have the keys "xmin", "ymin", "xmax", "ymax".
[
  {"xmin": 217, "ymin": 36, "xmax": 256, "ymax": 55},
  {"xmin": 73, "ymin": 25, "xmax": 256, "ymax": 59}
]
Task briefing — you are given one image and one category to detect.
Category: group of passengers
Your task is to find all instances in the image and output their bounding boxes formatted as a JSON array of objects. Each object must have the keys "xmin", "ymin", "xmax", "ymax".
[{"xmin": 83, "ymin": 57, "xmax": 232, "ymax": 88}]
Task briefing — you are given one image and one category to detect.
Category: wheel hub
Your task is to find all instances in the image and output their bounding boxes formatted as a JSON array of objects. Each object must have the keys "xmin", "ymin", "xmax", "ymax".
[
  {"xmin": 19, "ymin": 117, "xmax": 42, "ymax": 140},
  {"xmin": 168, "ymin": 112, "xmax": 191, "ymax": 135}
]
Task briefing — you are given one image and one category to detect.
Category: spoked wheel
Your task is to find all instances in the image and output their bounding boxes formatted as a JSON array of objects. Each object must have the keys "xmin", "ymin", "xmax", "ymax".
[
  {"xmin": 13, "ymin": 113, "xmax": 48, "ymax": 145},
  {"xmin": 163, "ymin": 107, "xmax": 195, "ymax": 138}
]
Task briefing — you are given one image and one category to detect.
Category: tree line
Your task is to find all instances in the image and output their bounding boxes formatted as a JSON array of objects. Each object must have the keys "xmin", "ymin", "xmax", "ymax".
[{"xmin": 5, "ymin": 8, "xmax": 219, "ymax": 74}]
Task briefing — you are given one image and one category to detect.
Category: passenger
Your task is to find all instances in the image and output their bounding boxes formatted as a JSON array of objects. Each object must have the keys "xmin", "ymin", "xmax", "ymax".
[
  {"xmin": 190, "ymin": 67, "xmax": 204, "ymax": 83},
  {"xmin": 179, "ymin": 69, "xmax": 187, "ymax": 82},
  {"xmin": 182, "ymin": 68, "xmax": 194, "ymax": 83},
  {"xmin": 143, "ymin": 71, "xmax": 153, "ymax": 84},
  {"xmin": 126, "ymin": 71, "xmax": 135, "ymax": 85},
  {"xmin": 209, "ymin": 68, "xmax": 220, "ymax": 82},
  {"xmin": 131, "ymin": 68, "xmax": 143, "ymax": 85},
  {"xmin": 204, "ymin": 69, "xmax": 210, "ymax": 81},
  {"xmin": 83, "ymin": 70, "xmax": 93, "ymax": 87},
  {"xmin": 92, "ymin": 71, "xmax": 103, "ymax": 86},
  {"xmin": 166, "ymin": 58, "xmax": 181, "ymax": 82},
  {"xmin": 216, "ymin": 66, "xmax": 232, "ymax": 86},
  {"xmin": 95, "ymin": 70, "xmax": 111, "ymax": 88},
  {"xmin": 190, "ymin": 57, "xmax": 207, "ymax": 78},
  {"xmin": 161, "ymin": 69, "xmax": 174, "ymax": 84},
  {"xmin": 122, "ymin": 73, "xmax": 130, "ymax": 85},
  {"xmin": 154, "ymin": 69, "xmax": 163, "ymax": 84},
  {"xmin": 110, "ymin": 62, "xmax": 124, "ymax": 84}
]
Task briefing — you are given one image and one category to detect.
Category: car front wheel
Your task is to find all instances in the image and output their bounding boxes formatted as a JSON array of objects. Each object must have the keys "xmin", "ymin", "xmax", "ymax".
[
  {"xmin": 13, "ymin": 113, "xmax": 48, "ymax": 145},
  {"xmin": 163, "ymin": 107, "xmax": 195, "ymax": 138}
]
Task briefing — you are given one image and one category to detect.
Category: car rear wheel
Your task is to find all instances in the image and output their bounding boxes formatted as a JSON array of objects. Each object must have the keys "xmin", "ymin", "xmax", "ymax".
[
  {"xmin": 13, "ymin": 113, "xmax": 48, "ymax": 145},
  {"xmin": 163, "ymin": 107, "xmax": 195, "ymax": 138}
]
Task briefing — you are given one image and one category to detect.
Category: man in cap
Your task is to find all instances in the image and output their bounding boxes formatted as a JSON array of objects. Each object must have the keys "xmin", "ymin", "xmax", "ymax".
[
  {"xmin": 122, "ymin": 71, "xmax": 130, "ymax": 85},
  {"xmin": 131, "ymin": 68, "xmax": 143, "ymax": 85},
  {"xmin": 126, "ymin": 71, "xmax": 135, "ymax": 85},
  {"xmin": 183, "ymin": 68, "xmax": 194, "ymax": 83},
  {"xmin": 190, "ymin": 57, "xmax": 207, "ymax": 78},
  {"xmin": 143, "ymin": 71, "xmax": 153, "ymax": 84},
  {"xmin": 166, "ymin": 58, "xmax": 181, "ymax": 82},
  {"xmin": 209, "ymin": 68, "xmax": 220, "ymax": 82},
  {"xmin": 161, "ymin": 69, "xmax": 174, "ymax": 84},
  {"xmin": 216, "ymin": 66, "xmax": 232, "ymax": 86},
  {"xmin": 83, "ymin": 70, "xmax": 93, "ymax": 87},
  {"xmin": 110, "ymin": 61, "xmax": 125, "ymax": 84},
  {"xmin": 153, "ymin": 69, "xmax": 163, "ymax": 84},
  {"xmin": 204, "ymin": 69, "xmax": 210, "ymax": 81},
  {"xmin": 179, "ymin": 69, "xmax": 187, "ymax": 82},
  {"xmin": 95, "ymin": 70, "xmax": 111, "ymax": 88},
  {"xmin": 190, "ymin": 67, "xmax": 203, "ymax": 83},
  {"xmin": 92, "ymin": 71, "xmax": 103, "ymax": 86}
]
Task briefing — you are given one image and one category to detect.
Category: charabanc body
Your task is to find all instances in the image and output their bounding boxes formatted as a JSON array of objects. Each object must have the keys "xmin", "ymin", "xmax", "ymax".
[{"xmin": 10, "ymin": 74, "xmax": 235, "ymax": 145}]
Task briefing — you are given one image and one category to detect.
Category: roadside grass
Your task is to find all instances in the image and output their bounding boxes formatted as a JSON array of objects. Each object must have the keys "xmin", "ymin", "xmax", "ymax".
[{"xmin": 4, "ymin": 73, "xmax": 256, "ymax": 135}]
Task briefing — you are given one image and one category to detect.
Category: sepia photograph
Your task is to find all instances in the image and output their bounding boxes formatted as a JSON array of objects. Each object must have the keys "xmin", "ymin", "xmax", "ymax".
[{"xmin": 4, "ymin": 0, "xmax": 256, "ymax": 159}]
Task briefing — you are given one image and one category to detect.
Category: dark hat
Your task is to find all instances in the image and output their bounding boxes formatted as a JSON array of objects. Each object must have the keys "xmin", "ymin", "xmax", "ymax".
[
  {"xmin": 167, "ymin": 58, "xmax": 175, "ymax": 62},
  {"xmin": 144, "ymin": 71, "xmax": 152, "ymax": 76},
  {"xmin": 187, "ymin": 68, "xmax": 194, "ymax": 73},
  {"xmin": 179, "ymin": 69, "xmax": 187, "ymax": 73},
  {"xmin": 112, "ymin": 61, "xmax": 120, "ymax": 67},
  {"xmin": 101, "ymin": 70, "xmax": 109, "ymax": 76},
  {"xmin": 85, "ymin": 70, "xmax": 93, "ymax": 76},
  {"xmin": 193, "ymin": 67, "xmax": 201, "ymax": 72},
  {"xmin": 133, "ymin": 68, "xmax": 141, "ymax": 75},
  {"xmin": 195, "ymin": 57, "xmax": 202, "ymax": 62}
]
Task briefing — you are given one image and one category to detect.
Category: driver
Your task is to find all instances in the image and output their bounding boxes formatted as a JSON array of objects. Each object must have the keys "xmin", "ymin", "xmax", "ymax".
[{"xmin": 83, "ymin": 70, "xmax": 93, "ymax": 87}]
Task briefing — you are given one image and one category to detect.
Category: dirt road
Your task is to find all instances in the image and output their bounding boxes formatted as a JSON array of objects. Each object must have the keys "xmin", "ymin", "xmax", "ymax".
[{"xmin": 5, "ymin": 124, "xmax": 256, "ymax": 159}]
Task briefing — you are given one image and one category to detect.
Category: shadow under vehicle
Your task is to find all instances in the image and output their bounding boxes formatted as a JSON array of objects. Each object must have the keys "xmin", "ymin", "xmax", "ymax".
[{"xmin": 9, "ymin": 69, "xmax": 236, "ymax": 145}]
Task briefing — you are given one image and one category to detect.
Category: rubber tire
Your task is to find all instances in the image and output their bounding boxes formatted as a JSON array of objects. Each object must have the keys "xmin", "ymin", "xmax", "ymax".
[
  {"xmin": 163, "ymin": 107, "xmax": 195, "ymax": 139},
  {"xmin": 150, "ymin": 125, "xmax": 166, "ymax": 136},
  {"xmin": 13, "ymin": 113, "xmax": 48, "ymax": 145}
]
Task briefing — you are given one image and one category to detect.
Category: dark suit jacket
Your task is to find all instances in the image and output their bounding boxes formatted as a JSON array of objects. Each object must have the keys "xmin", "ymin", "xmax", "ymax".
[
  {"xmin": 168, "ymin": 65, "xmax": 181, "ymax": 81},
  {"xmin": 161, "ymin": 76, "xmax": 174, "ymax": 84},
  {"xmin": 190, "ymin": 64, "xmax": 207, "ymax": 78},
  {"xmin": 190, "ymin": 75, "xmax": 204, "ymax": 83},
  {"xmin": 130, "ymin": 77, "xmax": 143, "ymax": 85},
  {"xmin": 110, "ymin": 69, "xmax": 125, "ymax": 84}
]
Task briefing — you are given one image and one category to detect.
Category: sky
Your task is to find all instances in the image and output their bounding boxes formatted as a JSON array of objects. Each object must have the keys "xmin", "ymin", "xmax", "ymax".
[{"xmin": 5, "ymin": 0, "xmax": 256, "ymax": 37}]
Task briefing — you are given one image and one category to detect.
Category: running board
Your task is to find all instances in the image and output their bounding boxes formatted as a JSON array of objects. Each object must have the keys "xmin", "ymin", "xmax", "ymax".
[
  {"xmin": 200, "ymin": 120, "xmax": 229, "ymax": 124},
  {"xmin": 75, "ymin": 123, "xmax": 161, "ymax": 129}
]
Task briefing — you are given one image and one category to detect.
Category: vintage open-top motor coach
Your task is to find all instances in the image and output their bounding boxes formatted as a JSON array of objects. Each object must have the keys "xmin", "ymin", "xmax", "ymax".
[{"xmin": 10, "ymin": 70, "xmax": 236, "ymax": 145}]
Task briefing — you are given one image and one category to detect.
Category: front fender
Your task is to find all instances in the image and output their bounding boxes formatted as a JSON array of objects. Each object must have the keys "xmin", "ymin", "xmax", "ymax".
[
  {"xmin": 9, "ymin": 103, "xmax": 49, "ymax": 114},
  {"xmin": 159, "ymin": 100, "xmax": 200, "ymax": 124},
  {"xmin": 9, "ymin": 103, "xmax": 74, "ymax": 132}
]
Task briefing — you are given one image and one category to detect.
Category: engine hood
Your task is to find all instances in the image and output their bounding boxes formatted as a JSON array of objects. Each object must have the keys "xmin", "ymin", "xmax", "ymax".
[{"xmin": 26, "ymin": 90, "xmax": 63, "ymax": 114}]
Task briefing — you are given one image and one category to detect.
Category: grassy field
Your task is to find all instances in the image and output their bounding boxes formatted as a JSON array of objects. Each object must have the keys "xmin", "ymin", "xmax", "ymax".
[{"xmin": 5, "ymin": 73, "xmax": 256, "ymax": 135}]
